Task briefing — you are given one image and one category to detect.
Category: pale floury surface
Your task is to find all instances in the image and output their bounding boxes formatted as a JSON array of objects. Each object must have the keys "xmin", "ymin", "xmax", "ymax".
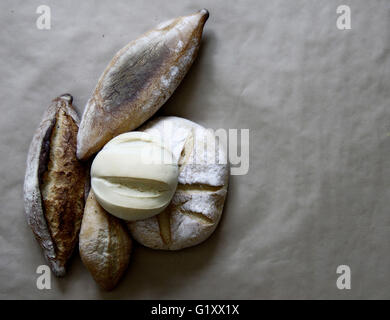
[{"xmin": 1, "ymin": 0, "xmax": 390, "ymax": 299}]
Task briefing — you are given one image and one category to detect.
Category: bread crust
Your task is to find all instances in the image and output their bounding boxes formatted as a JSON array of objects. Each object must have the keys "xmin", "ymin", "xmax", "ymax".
[
  {"xmin": 77, "ymin": 9, "xmax": 209, "ymax": 160},
  {"xmin": 79, "ymin": 191, "xmax": 132, "ymax": 291},
  {"xmin": 24, "ymin": 94, "xmax": 86, "ymax": 276}
]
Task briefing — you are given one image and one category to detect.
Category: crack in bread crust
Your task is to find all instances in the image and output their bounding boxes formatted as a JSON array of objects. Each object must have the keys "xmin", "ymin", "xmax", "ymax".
[
  {"xmin": 41, "ymin": 108, "xmax": 86, "ymax": 266},
  {"xmin": 176, "ymin": 183, "xmax": 223, "ymax": 193},
  {"xmin": 178, "ymin": 130, "xmax": 194, "ymax": 169},
  {"xmin": 157, "ymin": 208, "xmax": 171, "ymax": 245},
  {"xmin": 178, "ymin": 209, "xmax": 214, "ymax": 225},
  {"xmin": 155, "ymin": 182, "xmax": 222, "ymax": 243}
]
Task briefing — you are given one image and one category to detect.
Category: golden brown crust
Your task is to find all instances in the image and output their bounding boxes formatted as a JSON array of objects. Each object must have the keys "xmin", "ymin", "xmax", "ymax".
[
  {"xmin": 79, "ymin": 191, "xmax": 132, "ymax": 291},
  {"xmin": 41, "ymin": 108, "xmax": 86, "ymax": 267}
]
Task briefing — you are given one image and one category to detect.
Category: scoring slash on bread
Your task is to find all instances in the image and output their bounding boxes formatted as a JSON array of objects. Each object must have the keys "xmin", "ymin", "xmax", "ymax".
[
  {"xmin": 24, "ymin": 94, "xmax": 87, "ymax": 276},
  {"xmin": 79, "ymin": 191, "xmax": 132, "ymax": 291},
  {"xmin": 128, "ymin": 117, "xmax": 229, "ymax": 250},
  {"xmin": 76, "ymin": 9, "xmax": 209, "ymax": 160}
]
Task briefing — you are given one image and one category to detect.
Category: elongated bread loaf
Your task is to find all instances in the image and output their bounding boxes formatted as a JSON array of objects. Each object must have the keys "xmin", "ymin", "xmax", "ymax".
[
  {"xmin": 79, "ymin": 191, "xmax": 132, "ymax": 291},
  {"xmin": 128, "ymin": 117, "xmax": 229, "ymax": 250},
  {"xmin": 77, "ymin": 9, "xmax": 209, "ymax": 160},
  {"xmin": 24, "ymin": 94, "xmax": 86, "ymax": 276}
]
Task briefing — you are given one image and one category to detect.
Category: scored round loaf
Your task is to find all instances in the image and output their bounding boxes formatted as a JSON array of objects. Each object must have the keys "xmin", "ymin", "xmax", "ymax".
[{"xmin": 127, "ymin": 116, "xmax": 229, "ymax": 250}]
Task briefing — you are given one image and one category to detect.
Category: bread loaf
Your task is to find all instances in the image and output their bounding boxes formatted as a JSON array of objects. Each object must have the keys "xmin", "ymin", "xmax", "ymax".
[
  {"xmin": 79, "ymin": 191, "xmax": 132, "ymax": 291},
  {"xmin": 24, "ymin": 94, "xmax": 87, "ymax": 276},
  {"xmin": 127, "ymin": 117, "xmax": 229, "ymax": 250},
  {"xmin": 76, "ymin": 9, "xmax": 209, "ymax": 160},
  {"xmin": 90, "ymin": 132, "xmax": 179, "ymax": 221}
]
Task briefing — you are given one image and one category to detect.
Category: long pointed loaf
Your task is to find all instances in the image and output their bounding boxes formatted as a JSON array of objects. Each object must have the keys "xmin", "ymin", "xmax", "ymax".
[{"xmin": 77, "ymin": 9, "xmax": 209, "ymax": 160}]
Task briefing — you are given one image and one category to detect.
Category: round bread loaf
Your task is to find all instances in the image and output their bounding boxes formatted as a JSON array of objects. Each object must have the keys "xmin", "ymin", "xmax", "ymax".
[
  {"xmin": 91, "ymin": 132, "xmax": 179, "ymax": 221},
  {"xmin": 127, "ymin": 116, "xmax": 229, "ymax": 250}
]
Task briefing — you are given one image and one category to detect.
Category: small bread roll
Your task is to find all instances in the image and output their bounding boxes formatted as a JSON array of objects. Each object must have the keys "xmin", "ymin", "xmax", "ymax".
[
  {"xmin": 91, "ymin": 132, "xmax": 179, "ymax": 221},
  {"xmin": 79, "ymin": 191, "xmax": 132, "ymax": 291},
  {"xmin": 128, "ymin": 117, "xmax": 229, "ymax": 250}
]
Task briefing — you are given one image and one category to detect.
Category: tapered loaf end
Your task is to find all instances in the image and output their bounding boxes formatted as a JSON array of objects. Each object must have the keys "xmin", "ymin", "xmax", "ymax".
[
  {"xmin": 59, "ymin": 93, "xmax": 73, "ymax": 104},
  {"xmin": 49, "ymin": 260, "xmax": 66, "ymax": 277},
  {"xmin": 199, "ymin": 8, "xmax": 209, "ymax": 21}
]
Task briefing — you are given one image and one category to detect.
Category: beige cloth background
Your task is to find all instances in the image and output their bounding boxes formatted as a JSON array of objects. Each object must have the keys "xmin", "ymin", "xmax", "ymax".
[{"xmin": 0, "ymin": 0, "xmax": 389, "ymax": 299}]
